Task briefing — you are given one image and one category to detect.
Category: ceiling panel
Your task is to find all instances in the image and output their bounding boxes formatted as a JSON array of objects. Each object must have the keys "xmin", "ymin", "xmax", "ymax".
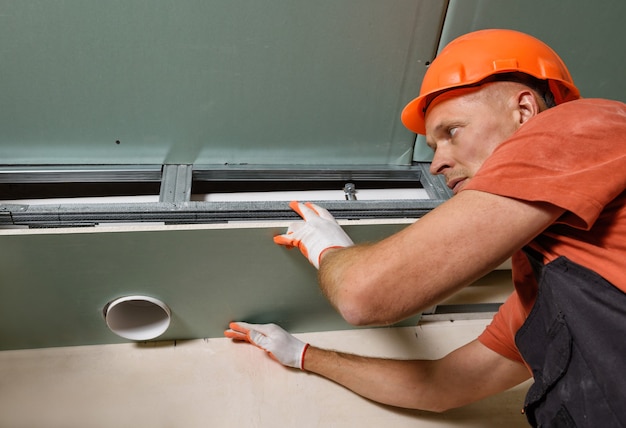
[
  {"xmin": 0, "ymin": 221, "xmax": 417, "ymax": 351},
  {"xmin": 0, "ymin": 0, "xmax": 445, "ymax": 166}
]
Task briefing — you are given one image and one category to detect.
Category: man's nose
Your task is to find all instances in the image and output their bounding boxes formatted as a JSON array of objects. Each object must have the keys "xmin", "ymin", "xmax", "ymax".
[{"xmin": 429, "ymin": 150, "xmax": 451, "ymax": 175}]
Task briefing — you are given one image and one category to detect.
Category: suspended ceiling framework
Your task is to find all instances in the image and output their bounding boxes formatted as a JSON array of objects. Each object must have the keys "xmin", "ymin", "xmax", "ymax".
[{"xmin": 1, "ymin": 0, "xmax": 625, "ymax": 351}]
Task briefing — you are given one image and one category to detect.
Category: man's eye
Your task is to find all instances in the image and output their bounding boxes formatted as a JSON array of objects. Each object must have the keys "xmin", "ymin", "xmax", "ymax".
[{"xmin": 449, "ymin": 127, "xmax": 458, "ymax": 137}]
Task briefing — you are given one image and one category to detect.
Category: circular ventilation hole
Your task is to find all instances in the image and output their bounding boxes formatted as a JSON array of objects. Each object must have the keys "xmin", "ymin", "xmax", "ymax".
[{"xmin": 104, "ymin": 295, "xmax": 171, "ymax": 341}]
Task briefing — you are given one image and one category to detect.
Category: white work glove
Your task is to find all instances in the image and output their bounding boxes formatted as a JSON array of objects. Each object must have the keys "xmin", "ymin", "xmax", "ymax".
[
  {"xmin": 273, "ymin": 201, "xmax": 354, "ymax": 269},
  {"xmin": 224, "ymin": 322, "xmax": 309, "ymax": 370}
]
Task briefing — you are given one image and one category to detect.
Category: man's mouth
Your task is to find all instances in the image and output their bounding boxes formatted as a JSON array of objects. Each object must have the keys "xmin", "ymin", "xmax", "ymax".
[{"xmin": 447, "ymin": 178, "xmax": 466, "ymax": 194}]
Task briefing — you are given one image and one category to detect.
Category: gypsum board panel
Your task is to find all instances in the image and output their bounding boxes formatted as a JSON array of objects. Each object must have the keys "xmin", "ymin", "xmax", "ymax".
[{"xmin": 0, "ymin": 220, "xmax": 418, "ymax": 350}]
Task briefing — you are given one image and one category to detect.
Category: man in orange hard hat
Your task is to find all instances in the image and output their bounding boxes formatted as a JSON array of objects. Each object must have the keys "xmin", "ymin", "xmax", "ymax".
[{"xmin": 226, "ymin": 29, "xmax": 626, "ymax": 426}]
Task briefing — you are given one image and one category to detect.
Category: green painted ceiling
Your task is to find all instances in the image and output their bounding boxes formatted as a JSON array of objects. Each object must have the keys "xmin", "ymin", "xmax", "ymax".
[{"xmin": 0, "ymin": 0, "xmax": 444, "ymax": 166}]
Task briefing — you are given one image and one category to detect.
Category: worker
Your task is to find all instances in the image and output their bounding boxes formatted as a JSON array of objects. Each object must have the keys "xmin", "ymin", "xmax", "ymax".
[{"xmin": 225, "ymin": 29, "xmax": 626, "ymax": 427}]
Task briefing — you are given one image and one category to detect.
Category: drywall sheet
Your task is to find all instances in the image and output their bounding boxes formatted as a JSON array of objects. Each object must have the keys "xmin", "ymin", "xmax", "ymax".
[
  {"xmin": 0, "ymin": 0, "xmax": 446, "ymax": 166},
  {"xmin": 0, "ymin": 221, "xmax": 414, "ymax": 350},
  {"xmin": 0, "ymin": 323, "xmax": 532, "ymax": 428}
]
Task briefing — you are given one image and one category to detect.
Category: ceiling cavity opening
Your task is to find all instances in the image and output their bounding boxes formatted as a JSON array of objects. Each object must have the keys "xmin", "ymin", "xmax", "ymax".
[{"xmin": 103, "ymin": 295, "xmax": 171, "ymax": 341}]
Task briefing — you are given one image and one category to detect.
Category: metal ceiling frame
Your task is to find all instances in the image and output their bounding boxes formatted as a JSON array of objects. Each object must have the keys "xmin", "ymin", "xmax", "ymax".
[{"xmin": 0, "ymin": 162, "xmax": 452, "ymax": 228}]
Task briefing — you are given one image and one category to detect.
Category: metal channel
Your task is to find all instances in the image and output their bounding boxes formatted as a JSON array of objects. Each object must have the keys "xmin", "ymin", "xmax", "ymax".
[
  {"xmin": 0, "ymin": 200, "xmax": 444, "ymax": 227},
  {"xmin": 414, "ymin": 163, "xmax": 453, "ymax": 200},
  {"xmin": 192, "ymin": 164, "xmax": 424, "ymax": 182},
  {"xmin": 420, "ymin": 303, "xmax": 502, "ymax": 322},
  {"xmin": 0, "ymin": 163, "xmax": 450, "ymax": 227},
  {"xmin": 0, "ymin": 165, "xmax": 162, "ymax": 183},
  {"xmin": 159, "ymin": 164, "xmax": 193, "ymax": 203}
]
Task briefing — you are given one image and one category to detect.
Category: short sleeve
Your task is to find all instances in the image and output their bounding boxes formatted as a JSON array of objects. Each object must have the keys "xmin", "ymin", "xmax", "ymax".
[
  {"xmin": 478, "ymin": 291, "xmax": 526, "ymax": 364},
  {"xmin": 465, "ymin": 99, "xmax": 626, "ymax": 231}
]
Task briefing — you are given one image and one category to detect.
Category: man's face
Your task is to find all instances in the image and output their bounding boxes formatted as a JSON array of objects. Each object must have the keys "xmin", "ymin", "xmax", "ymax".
[{"xmin": 424, "ymin": 85, "xmax": 521, "ymax": 195}]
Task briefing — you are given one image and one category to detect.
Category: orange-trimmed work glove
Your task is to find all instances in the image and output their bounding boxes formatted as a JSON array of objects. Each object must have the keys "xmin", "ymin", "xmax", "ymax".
[
  {"xmin": 224, "ymin": 322, "xmax": 309, "ymax": 370},
  {"xmin": 273, "ymin": 201, "xmax": 354, "ymax": 268}
]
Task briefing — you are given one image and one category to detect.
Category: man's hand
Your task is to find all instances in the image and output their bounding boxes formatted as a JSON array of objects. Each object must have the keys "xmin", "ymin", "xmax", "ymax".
[
  {"xmin": 273, "ymin": 201, "xmax": 354, "ymax": 268},
  {"xmin": 224, "ymin": 322, "xmax": 309, "ymax": 370}
]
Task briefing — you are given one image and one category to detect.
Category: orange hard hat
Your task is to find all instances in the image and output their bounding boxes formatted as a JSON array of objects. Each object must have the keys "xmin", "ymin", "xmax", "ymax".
[{"xmin": 401, "ymin": 29, "xmax": 580, "ymax": 135}]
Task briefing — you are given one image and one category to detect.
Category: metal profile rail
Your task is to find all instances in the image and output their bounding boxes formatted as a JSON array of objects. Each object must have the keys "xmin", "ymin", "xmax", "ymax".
[
  {"xmin": 0, "ymin": 163, "xmax": 452, "ymax": 227},
  {"xmin": 0, "ymin": 165, "xmax": 163, "ymax": 183},
  {"xmin": 0, "ymin": 200, "xmax": 446, "ymax": 227}
]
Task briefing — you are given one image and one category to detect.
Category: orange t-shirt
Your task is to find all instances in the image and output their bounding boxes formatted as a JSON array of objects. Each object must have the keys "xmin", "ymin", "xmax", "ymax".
[{"xmin": 464, "ymin": 98, "xmax": 626, "ymax": 364}]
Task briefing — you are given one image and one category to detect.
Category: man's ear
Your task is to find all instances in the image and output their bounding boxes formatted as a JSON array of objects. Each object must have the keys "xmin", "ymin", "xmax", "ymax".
[{"xmin": 516, "ymin": 90, "xmax": 541, "ymax": 125}]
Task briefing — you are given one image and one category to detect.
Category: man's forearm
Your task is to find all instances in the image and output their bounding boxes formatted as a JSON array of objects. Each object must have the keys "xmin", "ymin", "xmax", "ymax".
[
  {"xmin": 301, "ymin": 340, "xmax": 530, "ymax": 413},
  {"xmin": 302, "ymin": 345, "xmax": 447, "ymax": 412}
]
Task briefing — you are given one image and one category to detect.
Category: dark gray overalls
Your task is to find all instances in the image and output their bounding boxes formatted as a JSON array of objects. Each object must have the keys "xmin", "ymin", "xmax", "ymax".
[{"xmin": 515, "ymin": 250, "xmax": 626, "ymax": 427}]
